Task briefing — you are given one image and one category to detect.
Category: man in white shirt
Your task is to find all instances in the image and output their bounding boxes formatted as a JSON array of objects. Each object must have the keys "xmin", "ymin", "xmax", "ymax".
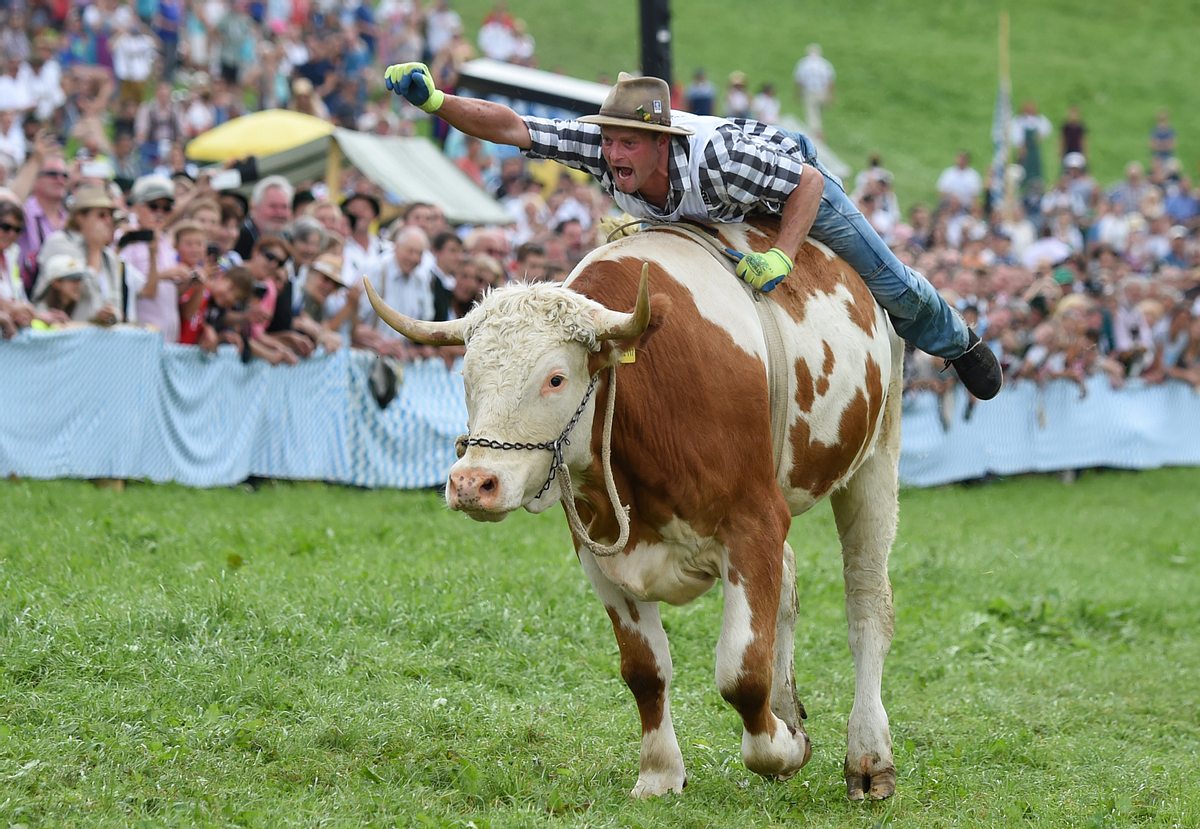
[
  {"xmin": 792, "ymin": 44, "xmax": 835, "ymax": 139},
  {"xmin": 358, "ymin": 224, "xmax": 434, "ymax": 359},
  {"xmin": 28, "ymin": 34, "xmax": 65, "ymax": 123},
  {"xmin": 936, "ymin": 151, "xmax": 983, "ymax": 210},
  {"xmin": 111, "ymin": 22, "xmax": 159, "ymax": 105},
  {"xmin": 0, "ymin": 56, "xmax": 34, "ymax": 115},
  {"xmin": 0, "ymin": 106, "xmax": 26, "ymax": 172}
]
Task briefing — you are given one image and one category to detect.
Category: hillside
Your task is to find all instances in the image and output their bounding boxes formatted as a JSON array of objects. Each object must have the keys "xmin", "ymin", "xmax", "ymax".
[{"xmin": 448, "ymin": 0, "xmax": 1197, "ymax": 206}]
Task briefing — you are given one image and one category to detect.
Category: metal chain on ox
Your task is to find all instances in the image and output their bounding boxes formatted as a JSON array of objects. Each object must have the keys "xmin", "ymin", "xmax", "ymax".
[{"xmin": 456, "ymin": 364, "xmax": 630, "ymax": 558}]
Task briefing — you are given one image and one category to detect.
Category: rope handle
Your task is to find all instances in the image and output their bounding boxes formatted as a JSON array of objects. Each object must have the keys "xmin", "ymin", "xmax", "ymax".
[{"xmin": 559, "ymin": 364, "xmax": 630, "ymax": 557}]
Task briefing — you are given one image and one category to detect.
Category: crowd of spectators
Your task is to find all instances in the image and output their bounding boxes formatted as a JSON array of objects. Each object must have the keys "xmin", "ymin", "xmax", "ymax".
[
  {"xmin": 1, "ymin": 1, "xmax": 1198, "ymax": 407},
  {"xmin": 890, "ymin": 104, "xmax": 1199, "ymax": 406}
]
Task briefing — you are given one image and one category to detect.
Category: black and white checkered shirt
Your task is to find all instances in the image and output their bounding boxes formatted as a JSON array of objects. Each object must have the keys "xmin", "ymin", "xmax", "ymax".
[{"xmin": 522, "ymin": 116, "xmax": 807, "ymax": 222}]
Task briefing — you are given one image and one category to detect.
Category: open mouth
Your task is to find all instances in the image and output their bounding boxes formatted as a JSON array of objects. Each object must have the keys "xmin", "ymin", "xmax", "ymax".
[
  {"xmin": 457, "ymin": 505, "xmax": 510, "ymax": 523},
  {"xmin": 613, "ymin": 166, "xmax": 635, "ymax": 187}
]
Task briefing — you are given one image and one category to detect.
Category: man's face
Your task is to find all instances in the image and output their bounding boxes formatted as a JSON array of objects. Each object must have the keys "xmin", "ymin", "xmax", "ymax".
[
  {"xmin": 560, "ymin": 221, "xmax": 582, "ymax": 247},
  {"xmin": 407, "ymin": 205, "xmax": 442, "ymax": 237},
  {"xmin": 35, "ymin": 158, "xmax": 69, "ymax": 201},
  {"xmin": 393, "ymin": 235, "xmax": 427, "ymax": 273},
  {"xmin": 519, "ymin": 252, "xmax": 548, "ymax": 281},
  {"xmin": 252, "ymin": 187, "xmax": 292, "ymax": 232},
  {"xmin": 600, "ymin": 127, "xmax": 667, "ymax": 195},
  {"xmin": 436, "ymin": 239, "xmax": 464, "ymax": 273},
  {"xmin": 346, "ymin": 198, "xmax": 375, "ymax": 228},
  {"xmin": 293, "ymin": 232, "xmax": 322, "ymax": 262},
  {"xmin": 135, "ymin": 196, "xmax": 174, "ymax": 230}
]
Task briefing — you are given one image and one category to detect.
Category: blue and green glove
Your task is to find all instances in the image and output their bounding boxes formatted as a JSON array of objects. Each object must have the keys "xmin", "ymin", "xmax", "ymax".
[
  {"xmin": 383, "ymin": 62, "xmax": 445, "ymax": 113},
  {"xmin": 727, "ymin": 247, "xmax": 794, "ymax": 293}
]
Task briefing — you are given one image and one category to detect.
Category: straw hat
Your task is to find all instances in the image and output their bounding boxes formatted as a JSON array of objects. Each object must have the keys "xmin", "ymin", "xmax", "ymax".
[
  {"xmin": 67, "ymin": 185, "xmax": 118, "ymax": 213},
  {"xmin": 577, "ymin": 72, "xmax": 693, "ymax": 136},
  {"xmin": 309, "ymin": 253, "xmax": 346, "ymax": 287}
]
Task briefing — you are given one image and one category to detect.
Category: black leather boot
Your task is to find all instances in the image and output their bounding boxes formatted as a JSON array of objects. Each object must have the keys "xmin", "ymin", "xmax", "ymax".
[{"xmin": 946, "ymin": 330, "xmax": 1003, "ymax": 400}]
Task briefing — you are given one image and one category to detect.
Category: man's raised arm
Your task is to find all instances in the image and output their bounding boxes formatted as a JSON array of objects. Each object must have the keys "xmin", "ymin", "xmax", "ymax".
[{"xmin": 383, "ymin": 62, "xmax": 532, "ymax": 150}]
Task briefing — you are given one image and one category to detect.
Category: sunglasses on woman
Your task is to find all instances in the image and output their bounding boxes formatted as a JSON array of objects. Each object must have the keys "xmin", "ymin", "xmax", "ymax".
[{"xmin": 0, "ymin": 221, "xmax": 24, "ymax": 234}]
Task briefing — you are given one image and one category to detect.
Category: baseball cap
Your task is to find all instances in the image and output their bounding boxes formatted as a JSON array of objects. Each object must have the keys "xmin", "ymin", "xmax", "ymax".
[{"xmin": 130, "ymin": 174, "xmax": 175, "ymax": 205}]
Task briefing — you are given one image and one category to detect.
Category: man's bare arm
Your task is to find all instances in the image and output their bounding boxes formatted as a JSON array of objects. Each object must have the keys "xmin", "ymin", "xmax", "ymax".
[
  {"xmin": 773, "ymin": 163, "xmax": 825, "ymax": 261},
  {"xmin": 384, "ymin": 62, "xmax": 532, "ymax": 149},
  {"xmin": 432, "ymin": 95, "xmax": 533, "ymax": 150}
]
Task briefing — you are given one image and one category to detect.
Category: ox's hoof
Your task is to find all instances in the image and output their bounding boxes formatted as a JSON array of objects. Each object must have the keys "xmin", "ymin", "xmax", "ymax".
[
  {"xmin": 630, "ymin": 772, "xmax": 686, "ymax": 798},
  {"xmin": 844, "ymin": 755, "xmax": 896, "ymax": 801},
  {"xmin": 743, "ymin": 721, "xmax": 812, "ymax": 781}
]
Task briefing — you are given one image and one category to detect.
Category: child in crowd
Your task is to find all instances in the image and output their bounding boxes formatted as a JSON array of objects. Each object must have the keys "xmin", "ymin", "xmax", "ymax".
[
  {"xmin": 172, "ymin": 220, "xmax": 206, "ymax": 276},
  {"xmin": 32, "ymin": 255, "xmax": 91, "ymax": 323},
  {"xmin": 178, "ymin": 263, "xmax": 252, "ymax": 352}
]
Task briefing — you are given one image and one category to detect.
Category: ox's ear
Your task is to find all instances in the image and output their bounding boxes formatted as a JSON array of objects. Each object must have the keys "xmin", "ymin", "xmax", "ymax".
[
  {"xmin": 594, "ymin": 262, "xmax": 651, "ymax": 342},
  {"xmin": 363, "ymin": 276, "xmax": 467, "ymax": 345}
]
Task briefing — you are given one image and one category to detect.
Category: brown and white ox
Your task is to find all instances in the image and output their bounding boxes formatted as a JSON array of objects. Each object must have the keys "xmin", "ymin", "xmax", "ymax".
[{"xmin": 365, "ymin": 219, "xmax": 904, "ymax": 801}]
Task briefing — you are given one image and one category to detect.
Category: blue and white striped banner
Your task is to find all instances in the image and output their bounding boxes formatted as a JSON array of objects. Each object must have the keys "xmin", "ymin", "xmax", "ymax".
[{"xmin": 2, "ymin": 328, "xmax": 1199, "ymax": 489}]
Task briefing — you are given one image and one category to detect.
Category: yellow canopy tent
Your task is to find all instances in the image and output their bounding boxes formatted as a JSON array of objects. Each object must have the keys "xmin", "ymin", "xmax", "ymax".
[
  {"xmin": 185, "ymin": 110, "xmax": 511, "ymax": 226},
  {"xmin": 185, "ymin": 110, "xmax": 335, "ymax": 161}
]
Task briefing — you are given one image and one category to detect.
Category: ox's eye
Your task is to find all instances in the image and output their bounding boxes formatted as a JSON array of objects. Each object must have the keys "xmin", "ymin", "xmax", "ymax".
[{"xmin": 541, "ymin": 372, "xmax": 568, "ymax": 396}]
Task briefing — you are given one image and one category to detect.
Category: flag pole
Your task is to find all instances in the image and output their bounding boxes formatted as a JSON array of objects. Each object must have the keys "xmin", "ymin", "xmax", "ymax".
[{"xmin": 998, "ymin": 11, "xmax": 1016, "ymax": 211}]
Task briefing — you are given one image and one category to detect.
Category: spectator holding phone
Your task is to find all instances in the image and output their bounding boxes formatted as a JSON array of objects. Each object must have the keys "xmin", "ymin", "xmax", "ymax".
[
  {"xmin": 178, "ymin": 262, "xmax": 253, "ymax": 353},
  {"xmin": 122, "ymin": 174, "xmax": 184, "ymax": 341}
]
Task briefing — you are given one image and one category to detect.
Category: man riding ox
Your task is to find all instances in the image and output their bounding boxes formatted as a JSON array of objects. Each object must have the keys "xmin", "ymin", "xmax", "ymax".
[
  {"xmin": 383, "ymin": 64, "xmax": 1002, "ymax": 400},
  {"xmin": 365, "ymin": 210, "xmax": 906, "ymax": 799}
]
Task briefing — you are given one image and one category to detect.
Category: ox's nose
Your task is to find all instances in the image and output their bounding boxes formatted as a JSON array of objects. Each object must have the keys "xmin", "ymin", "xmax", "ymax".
[{"xmin": 448, "ymin": 467, "xmax": 501, "ymax": 511}]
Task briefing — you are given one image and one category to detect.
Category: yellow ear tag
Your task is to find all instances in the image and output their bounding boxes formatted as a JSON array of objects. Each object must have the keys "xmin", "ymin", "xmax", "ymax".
[{"xmin": 619, "ymin": 347, "xmax": 637, "ymax": 364}]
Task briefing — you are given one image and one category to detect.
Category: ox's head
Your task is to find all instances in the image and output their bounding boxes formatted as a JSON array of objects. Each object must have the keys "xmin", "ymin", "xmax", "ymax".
[{"xmin": 364, "ymin": 267, "xmax": 651, "ymax": 521}]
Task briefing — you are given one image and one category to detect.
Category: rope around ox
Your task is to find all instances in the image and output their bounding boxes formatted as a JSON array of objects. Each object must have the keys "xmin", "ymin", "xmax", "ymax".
[{"xmin": 456, "ymin": 363, "xmax": 630, "ymax": 557}]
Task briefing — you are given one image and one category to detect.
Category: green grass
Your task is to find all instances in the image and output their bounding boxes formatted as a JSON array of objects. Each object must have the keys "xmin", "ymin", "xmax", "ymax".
[
  {"xmin": 449, "ymin": 0, "xmax": 1199, "ymax": 204},
  {"xmin": 2, "ymin": 469, "xmax": 1199, "ymax": 826}
]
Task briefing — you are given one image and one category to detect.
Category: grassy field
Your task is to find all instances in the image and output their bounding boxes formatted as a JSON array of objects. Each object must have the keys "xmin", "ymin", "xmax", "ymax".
[
  {"xmin": 448, "ymin": 0, "xmax": 1199, "ymax": 204},
  {"xmin": 2, "ymin": 469, "xmax": 1199, "ymax": 827}
]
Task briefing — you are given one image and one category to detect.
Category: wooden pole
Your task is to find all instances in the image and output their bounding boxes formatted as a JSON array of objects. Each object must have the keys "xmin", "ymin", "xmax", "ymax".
[{"xmin": 324, "ymin": 138, "xmax": 342, "ymax": 199}]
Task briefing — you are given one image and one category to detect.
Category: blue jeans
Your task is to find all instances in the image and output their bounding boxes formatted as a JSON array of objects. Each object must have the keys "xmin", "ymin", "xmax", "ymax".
[{"xmin": 783, "ymin": 131, "xmax": 969, "ymax": 358}]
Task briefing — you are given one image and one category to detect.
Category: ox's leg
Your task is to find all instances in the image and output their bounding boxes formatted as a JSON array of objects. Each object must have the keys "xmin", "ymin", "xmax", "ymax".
[
  {"xmin": 717, "ymin": 514, "xmax": 812, "ymax": 780},
  {"xmin": 577, "ymin": 551, "xmax": 686, "ymax": 798},
  {"xmin": 829, "ymin": 373, "xmax": 903, "ymax": 801},
  {"xmin": 770, "ymin": 542, "xmax": 809, "ymax": 736}
]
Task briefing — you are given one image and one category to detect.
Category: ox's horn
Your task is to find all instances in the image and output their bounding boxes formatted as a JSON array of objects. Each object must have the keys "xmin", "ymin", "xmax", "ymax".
[
  {"xmin": 594, "ymin": 262, "xmax": 651, "ymax": 342},
  {"xmin": 363, "ymin": 276, "xmax": 466, "ymax": 345}
]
